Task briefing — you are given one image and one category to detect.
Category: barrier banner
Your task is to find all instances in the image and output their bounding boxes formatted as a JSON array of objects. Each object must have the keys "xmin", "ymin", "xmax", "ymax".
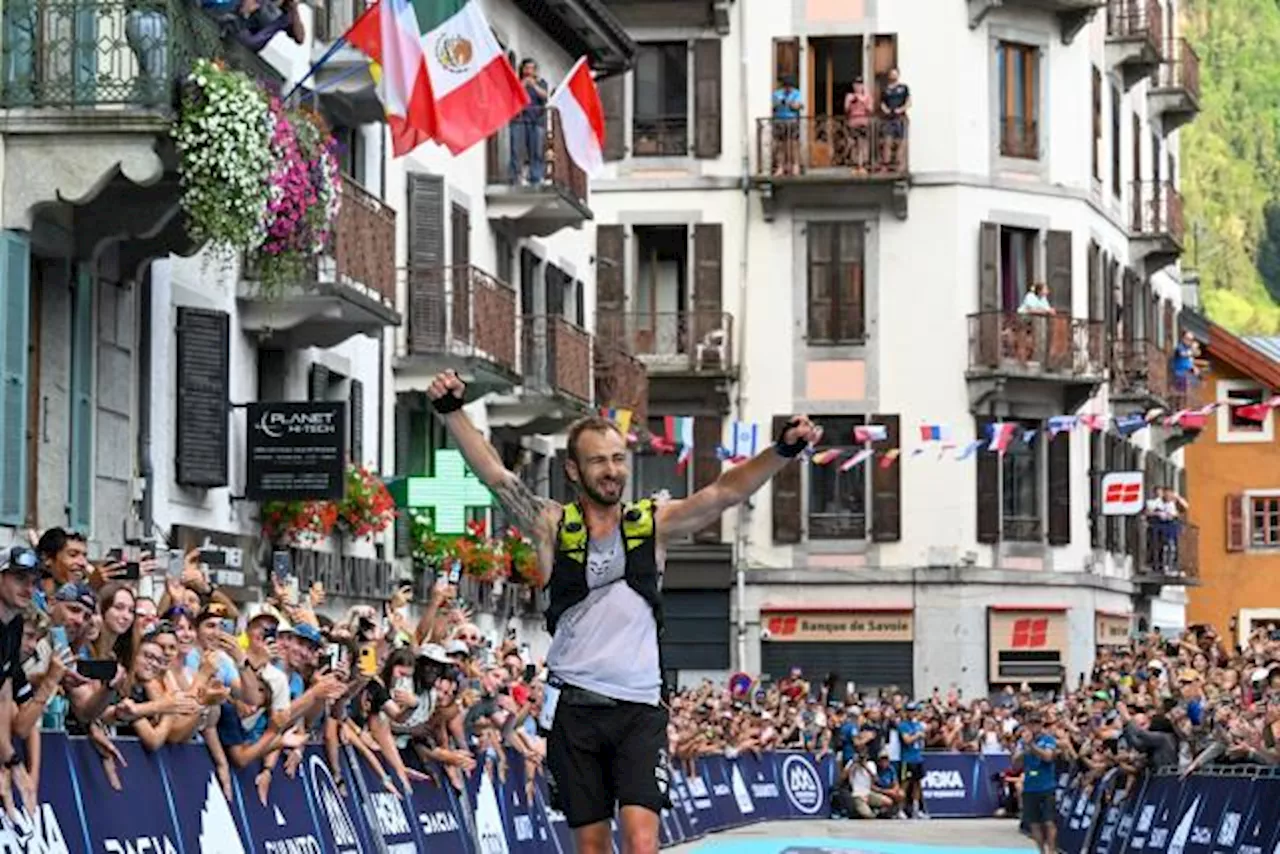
[
  {"xmin": 67, "ymin": 736, "xmax": 182, "ymax": 852},
  {"xmin": 1055, "ymin": 768, "xmax": 1118, "ymax": 854},
  {"xmin": 346, "ymin": 752, "xmax": 423, "ymax": 854},
  {"xmin": 0, "ymin": 732, "xmax": 86, "ymax": 854},
  {"xmin": 699, "ymin": 756, "xmax": 755, "ymax": 829},
  {"xmin": 738, "ymin": 751, "xmax": 785, "ymax": 821},
  {"xmin": 494, "ymin": 749, "xmax": 558, "ymax": 853},
  {"xmin": 679, "ymin": 765, "xmax": 722, "ymax": 834},
  {"xmin": 668, "ymin": 765, "xmax": 706, "ymax": 842},
  {"xmin": 404, "ymin": 766, "xmax": 472, "ymax": 854},
  {"xmin": 530, "ymin": 771, "xmax": 573, "ymax": 854},
  {"xmin": 918, "ymin": 752, "xmax": 1011, "ymax": 818},
  {"xmin": 774, "ymin": 752, "xmax": 832, "ymax": 820},
  {"xmin": 159, "ymin": 743, "xmax": 245, "ymax": 854},
  {"xmin": 231, "ymin": 755, "xmax": 327, "ymax": 854},
  {"xmin": 306, "ymin": 748, "xmax": 378, "ymax": 854}
]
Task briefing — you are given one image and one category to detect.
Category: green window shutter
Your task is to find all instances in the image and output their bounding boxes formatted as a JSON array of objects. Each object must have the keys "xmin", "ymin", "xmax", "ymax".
[
  {"xmin": 0, "ymin": 232, "xmax": 30, "ymax": 526},
  {"xmin": 68, "ymin": 266, "xmax": 94, "ymax": 532}
]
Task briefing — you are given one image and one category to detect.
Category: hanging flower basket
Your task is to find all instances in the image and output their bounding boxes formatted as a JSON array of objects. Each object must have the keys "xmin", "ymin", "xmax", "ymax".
[
  {"xmin": 336, "ymin": 465, "xmax": 397, "ymax": 539},
  {"xmin": 261, "ymin": 499, "xmax": 338, "ymax": 545},
  {"xmin": 501, "ymin": 527, "xmax": 541, "ymax": 585},
  {"xmin": 174, "ymin": 58, "xmax": 273, "ymax": 255}
]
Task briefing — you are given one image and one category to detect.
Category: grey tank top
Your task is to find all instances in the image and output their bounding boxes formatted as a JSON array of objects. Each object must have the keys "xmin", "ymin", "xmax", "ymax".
[{"xmin": 544, "ymin": 528, "xmax": 662, "ymax": 705}]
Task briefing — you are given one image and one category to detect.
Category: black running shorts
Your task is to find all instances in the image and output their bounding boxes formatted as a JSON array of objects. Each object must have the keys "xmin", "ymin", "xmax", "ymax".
[{"xmin": 545, "ymin": 693, "xmax": 670, "ymax": 829}]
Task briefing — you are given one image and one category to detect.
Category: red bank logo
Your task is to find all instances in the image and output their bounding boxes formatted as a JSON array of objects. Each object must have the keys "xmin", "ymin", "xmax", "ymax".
[
  {"xmin": 1011, "ymin": 618, "xmax": 1049, "ymax": 649},
  {"xmin": 1100, "ymin": 471, "xmax": 1145, "ymax": 517},
  {"xmin": 767, "ymin": 616, "xmax": 798, "ymax": 637}
]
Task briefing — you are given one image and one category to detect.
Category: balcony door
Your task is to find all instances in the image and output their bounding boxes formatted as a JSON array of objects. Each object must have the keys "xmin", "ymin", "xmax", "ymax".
[{"xmin": 633, "ymin": 226, "xmax": 688, "ymax": 358}]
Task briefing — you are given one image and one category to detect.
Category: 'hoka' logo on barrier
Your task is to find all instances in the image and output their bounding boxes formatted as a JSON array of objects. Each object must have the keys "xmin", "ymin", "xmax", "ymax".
[{"xmin": 923, "ymin": 770, "xmax": 964, "ymax": 789}]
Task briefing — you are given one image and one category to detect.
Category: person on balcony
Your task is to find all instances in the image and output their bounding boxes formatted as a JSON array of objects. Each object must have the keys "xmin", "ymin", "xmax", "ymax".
[
  {"xmin": 1145, "ymin": 486, "xmax": 1189, "ymax": 574},
  {"xmin": 1013, "ymin": 282, "xmax": 1054, "ymax": 363},
  {"xmin": 771, "ymin": 74, "xmax": 804, "ymax": 176},
  {"xmin": 510, "ymin": 59, "xmax": 550, "ymax": 186},
  {"xmin": 879, "ymin": 68, "xmax": 910, "ymax": 173},
  {"xmin": 219, "ymin": 0, "xmax": 304, "ymax": 53},
  {"xmin": 1171, "ymin": 331, "xmax": 1208, "ymax": 396},
  {"xmin": 843, "ymin": 78, "xmax": 872, "ymax": 173}
]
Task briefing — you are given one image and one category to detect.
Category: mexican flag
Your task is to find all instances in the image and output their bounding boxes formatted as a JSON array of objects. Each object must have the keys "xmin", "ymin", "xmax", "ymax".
[{"xmin": 411, "ymin": 0, "xmax": 529, "ymax": 155}]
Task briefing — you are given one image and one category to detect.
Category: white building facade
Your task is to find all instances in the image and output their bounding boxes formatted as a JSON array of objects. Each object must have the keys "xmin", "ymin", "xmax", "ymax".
[{"xmin": 593, "ymin": 0, "xmax": 1203, "ymax": 697}]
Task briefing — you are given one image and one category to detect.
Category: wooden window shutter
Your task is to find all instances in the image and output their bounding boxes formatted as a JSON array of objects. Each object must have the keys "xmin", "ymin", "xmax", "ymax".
[
  {"xmin": 975, "ymin": 416, "xmax": 1000, "ymax": 544},
  {"xmin": 1103, "ymin": 434, "xmax": 1117, "ymax": 553},
  {"xmin": 693, "ymin": 39, "xmax": 722, "ymax": 158},
  {"xmin": 1087, "ymin": 240, "xmax": 1100, "ymax": 321},
  {"xmin": 1091, "ymin": 66, "xmax": 1102, "ymax": 180},
  {"xmin": 1226, "ymin": 495, "xmax": 1245, "ymax": 552},
  {"xmin": 0, "ymin": 232, "xmax": 30, "ymax": 525},
  {"xmin": 693, "ymin": 416, "xmax": 723, "ymax": 543},
  {"xmin": 394, "ymin": 395, "xmax": 413, "ymax": 557},
  {"xmin": 773, "ymin": 38, "xmax": 800, "ymax": 84},
  {"xmin": 407, "ymin": 172, "xmax": 446, "ymax": 353},
  {"xmin": 309, "ymin": 363, "xmax": 330, "ymax": 402},
  {"xmin": 1047, "ymin": 428, "xmax": 1071, "ymax": 546},
  {"xmin": 596, "ymin": 225, "xmax": 626, "ymax": 314},
  {"xmin": 1163, "ymin": 301, "xmax": 1175, "ymax": 350},
  {"xmin": 871, "ymin": 413, "xmax": 901, "ymax": 542},
  {"xmin": 1178, "ymin": 468, "xmax": 1187, "ymax": 503},
  {"xmin": 349, "ymin": 379, "xmax": 364, "ymax": 465},
  {"xmin": 175, "ymin": 308, "xmax": 230, "ymax": 489},
  {"xmin": 771, "ymin": 414, "xmax": 802, "ymax": 544},
  {"xmin": 692, "ymin": 224, "xmax": 723, "ymax": 354},
  {"xmin": 1046, "ymin": 230, "xmax": 1072, "ymax": 315},
  {"xmin": 1122, "ymin": 443, "xmax": 1139, "ymax": 557},
  {"xmin": 599, "ymin": 74, "xmax": 626, "ymax": 161},
  {"xmin": 978, "ymin": 222, "xmax": 1000, "ymax": 311},
  {"xmin": 69, "ymin": 267, "xmax": 94, "ymax": 533},
  {"xmin": 1089, "ymin": 430, "xmax": 1101, "ymax": 549}
]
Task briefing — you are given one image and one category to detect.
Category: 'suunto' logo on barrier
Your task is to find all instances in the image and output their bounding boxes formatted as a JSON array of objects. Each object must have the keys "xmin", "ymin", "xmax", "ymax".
[{"xmin": 780, "ymin": 756, "xmax": 823, "ymax": 815}]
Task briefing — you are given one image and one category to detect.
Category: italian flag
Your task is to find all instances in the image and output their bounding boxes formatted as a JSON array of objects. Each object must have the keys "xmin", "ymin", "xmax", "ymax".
[
  {"xmin": 413, "ymin": 0, "xmax": 529, "ymax": 155},
  {"xmin": 548, "ymin": 57, "xmax": 606, "ymax": 178}
]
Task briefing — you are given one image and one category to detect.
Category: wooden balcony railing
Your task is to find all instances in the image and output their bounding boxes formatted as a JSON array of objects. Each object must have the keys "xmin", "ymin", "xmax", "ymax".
[
  {"xmin": 328, "ymin": 176, "xmax": 395, "ymax": 304},
  {"xmin": 594, "ymin": 344, "xmax": 648, "ymax": 425},
  {"xmin": 999, "ymin": 116, "xmax": 1039, "ymax": 160},
  {"xmin": 755, "ymin": 115, "xmax": 909, "ymax": 178},
  {"xmin": 1131, "ymin": 180, "xmax": 1185, "ymax": 245},
  {"xmin": 1107, "ymin": 0, "xmax": 1162, "ymax": 49},
  {"xmin": 968, "ymin": 312, "xmax": 1107, "ymax": 377},
  {"xmin": 485, "ymin": 107, "xmax": 588, "ymax": 205},
  {"xmin": 405, "ymin": 264, "xmax": 518, "ymax": 373},
  {"xmin": 594, "ymin": 311, "xmax": 734, "ymax": 374},
  {"xmin": 521, "ymin": 314, "xmax": 592, "ymax": 403},
  {"xmin": 632, "ymin": 115, "xmax": 688, "ymax": 156},
  {"xmin": 1112, "ymin": 338, "xmax": 1171, "ymax": 401},
  {"xmin": 1157, "ymin": 37, "xmax": 1200, "ymax": 101}
]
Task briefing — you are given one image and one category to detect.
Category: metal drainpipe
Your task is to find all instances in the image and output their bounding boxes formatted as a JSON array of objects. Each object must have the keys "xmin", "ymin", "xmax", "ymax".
[
  {"xmin": 733, "ymin": 0, "xmax": 750, "ymax": 673},
  {"xmin": 137, "ymin": 268, "xmax": 154, "ymax": 540}
]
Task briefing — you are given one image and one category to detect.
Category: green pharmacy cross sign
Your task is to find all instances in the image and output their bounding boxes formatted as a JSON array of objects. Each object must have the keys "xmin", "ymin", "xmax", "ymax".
[{"xmin": 392, "ymin": 449, "xmax": 495, "ymax": 534}]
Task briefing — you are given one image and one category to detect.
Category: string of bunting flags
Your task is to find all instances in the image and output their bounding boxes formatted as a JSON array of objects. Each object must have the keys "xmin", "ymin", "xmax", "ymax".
[{"xmin": 600, "ymin": 393, "xmax": 1280, "ymax": 473}]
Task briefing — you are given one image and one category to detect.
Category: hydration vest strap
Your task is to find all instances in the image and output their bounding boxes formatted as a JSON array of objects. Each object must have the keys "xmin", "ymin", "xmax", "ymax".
[
  {"xmin": 557, "ymin": 500, "xmax": 656, "ymax": 557},
  {"xmin": 622, "ymin": 498, "xmax": 655, "ymax": 552},
  {"xmin": 557, "ymin": 502, "xmax": 588, "ymax": 562}
]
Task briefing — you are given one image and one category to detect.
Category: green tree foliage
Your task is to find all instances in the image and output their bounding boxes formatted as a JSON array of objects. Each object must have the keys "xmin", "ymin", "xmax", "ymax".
[{"xmin": 1182, "ymin": 0, "xmax": 1280, "ymax": 333}]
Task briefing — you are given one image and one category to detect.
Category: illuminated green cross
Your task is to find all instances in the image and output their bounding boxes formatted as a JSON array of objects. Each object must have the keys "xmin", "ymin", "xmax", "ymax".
[{"xmin": 404, "ymin": 449, "xmax": 495, "ymax": 534}]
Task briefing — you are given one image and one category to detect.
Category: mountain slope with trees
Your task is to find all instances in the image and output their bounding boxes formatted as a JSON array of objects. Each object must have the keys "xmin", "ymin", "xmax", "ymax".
[{"xmin": 1181, "ymin": 0, "xmax": 1280, "ymax": 333}]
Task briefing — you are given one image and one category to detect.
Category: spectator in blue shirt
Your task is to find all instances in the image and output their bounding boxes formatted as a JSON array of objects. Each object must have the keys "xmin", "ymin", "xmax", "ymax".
[
  {"xmin": 771, "ymin": 74, "xmax": 803, "ymax": 176},
  {"xmin": 871, "ymin": 753, "xmax": 906, "ymax": 818},
  {"xmin": 1015, "ymin": 714, "xmax": 1058, "ymax": 854},
  {"xmin": 897, "ymin": 703, "xmax": 928, "ymax": 819}
]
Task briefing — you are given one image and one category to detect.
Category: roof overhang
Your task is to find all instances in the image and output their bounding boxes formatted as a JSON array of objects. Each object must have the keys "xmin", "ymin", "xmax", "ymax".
[
  {"xmin": 1186, "ymin": 308, "xmax": 1280, "ymax": 389},
  {"xmin": 518, "ymin": 0, "xmax": 637, "ymax": 77}
]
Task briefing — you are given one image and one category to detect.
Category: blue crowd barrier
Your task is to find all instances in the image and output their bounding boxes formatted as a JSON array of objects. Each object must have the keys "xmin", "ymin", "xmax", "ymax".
[
  {"xmin": 918, "ymin": 752, "xmax": 1012, "ymax": 818},
  {"xmin": 0, "ymin": 734, "xmax": 836, "ymax": 853},
  {"xmin": 1054, "ymin": 766, "xmax": 1280, "ymax": 853}
]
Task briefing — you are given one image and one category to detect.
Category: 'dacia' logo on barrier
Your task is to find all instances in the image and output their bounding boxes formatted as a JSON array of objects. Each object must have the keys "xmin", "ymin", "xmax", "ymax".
[
  {"xmin": 780, "ymin": 756, "xmax": 823, "ymax": 815},
  {"xmin": 0, "ymin": 804, "xmax": 70, "ymax": 854}
]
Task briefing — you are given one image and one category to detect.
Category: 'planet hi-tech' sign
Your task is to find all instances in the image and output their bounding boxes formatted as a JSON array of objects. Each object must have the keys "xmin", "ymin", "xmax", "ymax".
[
  {"xmin": 245, "ymin": 402, "xmax": 347, "ymax": 502},
  {"xmin": 395, "ymin": 449, "xmax": 495, "ymax": 534}
]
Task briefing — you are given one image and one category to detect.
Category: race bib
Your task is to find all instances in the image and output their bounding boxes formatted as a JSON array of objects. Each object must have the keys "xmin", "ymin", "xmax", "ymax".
[{"xmin": 538, "ymin": 682, "xmax": 561, "ymax": 732}]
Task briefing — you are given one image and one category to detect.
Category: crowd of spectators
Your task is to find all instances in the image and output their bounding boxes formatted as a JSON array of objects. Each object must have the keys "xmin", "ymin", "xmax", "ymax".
[{"xmin": 0, "ymin": 527, "xmax": 550, "ymax": 818}]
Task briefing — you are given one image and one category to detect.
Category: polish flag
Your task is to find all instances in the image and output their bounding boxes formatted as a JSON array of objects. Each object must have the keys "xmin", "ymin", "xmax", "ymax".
[{"xmin": 548, "ymin": 57, "xmax": 606, "ymax": 178}]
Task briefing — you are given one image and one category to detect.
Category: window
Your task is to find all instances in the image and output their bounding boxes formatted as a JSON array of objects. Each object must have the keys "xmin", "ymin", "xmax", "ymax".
[
  {"xmin": 807, "ymin": 416, "xmax": 867, "ymax": 539},
  {"xmin": 634, "ymin": 226, "xmax": 688, "ymax": 356},
  {"xmin": 1216, "ymin": 380, "xmax": 1275, "ymax": 444},
  {"xmin": 1251, "ymin": 496, "xmax": 1280, "ymax": 548},
  {"xmin": 808, "ymin": 36, "xmax": 864, "ymax": 116},
  {"xmin": 1091, "ymin": 66, "xmax": 1102, "ymax": 180},
  {"xmin": 332, "ymin": 125, "xmax": 365, "ymax": 186},
  {"xmin": 999, "ymin": 225, "xmax": 1039, "ymax": 311},
  {"xmin": 806, "ymin": 222, "xmax": 866, "ymax": 344},
  {"xmin": 997, "ymin": 41, "xmax": 1039, "ymax": 159},
  {"xmin": 1001, "ymin": 423, "xmax": 1040, "ymax": 541},
  {"xmin": 1110, "ymin": 82, "xmax": 1122, "ymax": 197},
  {"xmin": 633, "ymin": 417, "xmax": 690, "ymax": 500},
  {"xmin": 633, "ymin": 43, "xmax": 688, "ymax": 156}
]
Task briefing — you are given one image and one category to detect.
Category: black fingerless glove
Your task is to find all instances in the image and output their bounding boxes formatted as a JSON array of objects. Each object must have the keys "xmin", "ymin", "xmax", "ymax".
[
  {"xmin": 774, "ymin": 418, "xmax": 807, "ymax": 459},
  {"xmin": 431, "ymin": 390, "xmax": 466, "ymax": 415}
]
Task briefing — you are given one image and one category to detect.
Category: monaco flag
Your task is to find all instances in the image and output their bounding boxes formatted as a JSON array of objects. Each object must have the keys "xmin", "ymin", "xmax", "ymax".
[{"xmin": 548, "ymin": 57, "xmax": 606, "ymax": 178}]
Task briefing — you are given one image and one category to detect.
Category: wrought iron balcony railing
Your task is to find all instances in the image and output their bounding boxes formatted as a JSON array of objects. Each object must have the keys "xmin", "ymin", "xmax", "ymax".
[
  {"xmin": 755, "ymin": 115, "xmax": 909, "ymax": 178},
  {"xmin": 968, "ymin": 312, "xmax": 1107, "ymax": 378},
  {"xmin": 594, "ymin": 343, "xmax": 648, "ymax": 425},
  {"xmin": 522, "ymin": 314, "xmax": 592, "ymax": 403},
  {"xmin": 1157, "ymin": 36, "xmax": 1200, "ymax": 101},
  {"xmin": 0, "ymin": 0, "xmax": 281, "ymax": 109},
  {"xmin": 1111, "ymin": 338, "xmax": 1172, "ymax": 402},
  {"xmin": 631, "ymin": 115, "xmax": 688, "ymax": 157},
  {"xmin": 405, "ymin": 264, "xmax": 518, "ymax": 374},
  {"xmin": 322, "ymin": 176, "xmax": 395, "ymax": 304},
  {"xmin": 1131, "ymin": 180, "xmax": 1186, "ymax": 246},
  {"xmin": 595, "ymin": 311, "xmax": 734, "ymax": 374},
  {"xmin": 999, "ymin": 116, "xmax": 1039, "ymax": 160},
  {"xmin": 1132, "ymin": 517, "xmax": 1199, "ymax": 582},
  {"xmin": 486, "ymin": 107, "xmax": 588, "ymax": 205},
  {"xmin": 1106, "ymin": 0, "xmax": 1163, "ymax": 48}
]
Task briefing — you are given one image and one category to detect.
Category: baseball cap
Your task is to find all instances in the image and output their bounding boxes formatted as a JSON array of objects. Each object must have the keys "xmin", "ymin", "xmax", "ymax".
[
  {"xmin": 197, "ymin": 601, "xmax": 234, "ymax": 626},
  {"xmin": 54, "ymin": 582, "xmax": 96, "ymax": 611},
  {"xmin": 292, "ymin": 622, "xmax": 323, "ymax": 646},
  {"xmin": 1177, "ymin": 668, "xmax": 1201, "ymax": 684},
  {"xmin": 0, "ymin": 546, "xmax": 41, "ymax": 576},
  {"xmin": 905, "ymin": 702, "xmax": 920, "ymax": 712},
  {"xmin": 245, "ymin": 603, "xmax": 284, "ymax": 627},
  {"xmin": 416, "ymin": 643, "xmax": 451, "ymax": 664},
  {"xmin": 445, "ymin": 639, "xmax": 470, "ymax": 657}
]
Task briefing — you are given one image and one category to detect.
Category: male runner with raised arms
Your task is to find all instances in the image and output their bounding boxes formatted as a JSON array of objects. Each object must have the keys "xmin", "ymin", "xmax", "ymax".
[{"xmin": 426, "ymin": 370, "xmax": 820, "ymax": 854}]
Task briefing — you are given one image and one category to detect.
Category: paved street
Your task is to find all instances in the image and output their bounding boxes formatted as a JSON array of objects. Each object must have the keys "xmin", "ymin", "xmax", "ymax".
[{"xmin": 669, "ymin": 818, "xmax": 1037, "ymax": 853}]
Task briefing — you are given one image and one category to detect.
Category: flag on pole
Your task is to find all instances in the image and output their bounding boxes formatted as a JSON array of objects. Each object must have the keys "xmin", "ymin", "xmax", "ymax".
[
  {"xmin": 547, "ymin": 57, "xmax": 606, "ymax": 178},
  {"xmin": 344, "ymin": 0, "xmax": 434, "ymax": 156},
  {"xmin": 415, "ymin": 0, "xmax": 528, "ymax": 155}
]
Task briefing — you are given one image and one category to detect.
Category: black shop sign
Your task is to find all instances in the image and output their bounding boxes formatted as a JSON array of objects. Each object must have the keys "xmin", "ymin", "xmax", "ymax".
[{"xmin": 245, "ymin": 401, "xmax": 347, "ymax": 501}]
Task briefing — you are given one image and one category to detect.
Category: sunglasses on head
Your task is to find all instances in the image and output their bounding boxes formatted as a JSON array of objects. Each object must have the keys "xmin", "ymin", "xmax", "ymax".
[{"xmin": 162, "ymin": 605, "xmax": 193, "ymax": 621}]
